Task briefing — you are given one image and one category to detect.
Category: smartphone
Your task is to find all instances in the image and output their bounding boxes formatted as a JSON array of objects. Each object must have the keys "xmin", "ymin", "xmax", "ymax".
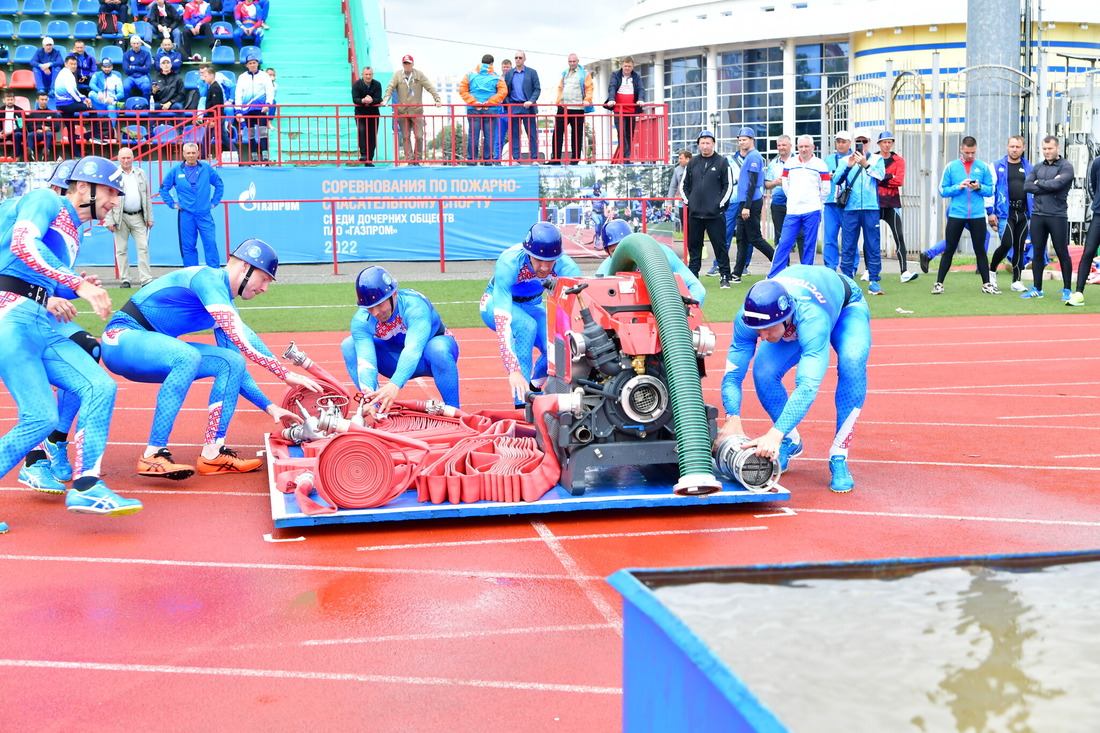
[{"xmin": 857, "ymin": 142, "xmax": 865, "ymax": 154}]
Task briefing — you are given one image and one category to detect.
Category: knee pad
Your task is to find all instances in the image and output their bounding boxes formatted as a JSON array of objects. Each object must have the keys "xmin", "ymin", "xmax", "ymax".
[{"xmin": 68, "ymin": 330, "xmax": 101, "ymax": 363}]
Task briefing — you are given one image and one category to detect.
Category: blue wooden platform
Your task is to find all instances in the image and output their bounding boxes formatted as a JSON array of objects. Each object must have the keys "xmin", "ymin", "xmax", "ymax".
[{"xmin": 265, "ymin": 434, "xmax": 790, "ymax": 529}]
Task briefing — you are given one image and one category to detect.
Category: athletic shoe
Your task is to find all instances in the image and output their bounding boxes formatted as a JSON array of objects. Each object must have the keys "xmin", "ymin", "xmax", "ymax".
[
  {"xmin": 0, "ymin": 521, "xmax": 7, "ymax": 534},
  {"xmin": 705, "ymin": 264, "xmax": 720, "ymax": 276},
  {"xmin": 778, "ymin": 436, "xmax": 803, "ymax": 471},
  {"xmin": 829, "ymin": 455, "xmax": 855, "ymax": 493},
  {"xmin": 1010, "ymin": 280, "xmax": 1027, "ymax": 292},
  {"xmin": 18, "ymin": 459, "xmax": 66, "ymax": 495},
  {"xmin": 137, "ymin": 449, "xmax": 195, "ymax": 480},
  {"xmin": 868, "ymin": 281, "xmax": 884, "ymax": 295},
  {"xmin": 197, "ymin": 446, "xmax": 263, "ymax": 475},
  {"xmin": 1020, "ymin": 287, "xmax": 1044, "ymax": 299},
  {"xmin": 989, "ymin": 271, "xmax": 998, "ymax": 290},
  {"xmin": 900, "ymin": 270, "xmax": 919, "ymax": 283},
  {"xmin": 919, "ymin": 251, "xmax": 930, "ymax": 274},
  {"xmin": 43, "ymin": 438, "xmax": 72, "ymax": 482},
  {"xmin": 729, "ymin": 275, "xmax": 742, "ymax": 284},
  {"xmin": 66, "ymin": 482, "xmax": 143, "ymax": 516},
  {"xmin": 719, "ymin": 278, "xmax": 730, "ymax": 289},
  {"xmin": 931, "ymin": 282, "xmax": 944, "ymax": 295},
  {"xmin": 1061, "ymin": 288, "xmax": 1072, "ymax": 302},
  {"xmin": 859, "ymin": 270, "xmax": 870, "ymax": 281},
  {"xmin": 1067, "ymin": 291, "xmax": 1085, "ymax": 307},
  {"xmin": 981, "ymin": 282, "xmax": 1000, "ymax": 294}
]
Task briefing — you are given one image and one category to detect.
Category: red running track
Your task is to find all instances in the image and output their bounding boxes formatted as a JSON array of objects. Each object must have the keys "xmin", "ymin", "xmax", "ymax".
[{"xmin": 1, "ymin": 314, "xmax": 1099, "ymax": 731}]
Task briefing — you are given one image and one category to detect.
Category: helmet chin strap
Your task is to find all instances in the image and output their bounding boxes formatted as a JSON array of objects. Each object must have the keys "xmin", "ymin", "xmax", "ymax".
[
  {"xmin": 77, "ymin": 183, "xmax": 99, "ymax": 222},
  {"xmin": 238, "ymin": 264, "xmax": 256, "ymax": 297}
]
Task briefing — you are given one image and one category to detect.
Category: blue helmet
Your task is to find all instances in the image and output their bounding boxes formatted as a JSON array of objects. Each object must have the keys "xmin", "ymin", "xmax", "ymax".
[
  {"xmin": 48, "ymin": 159, "xmax": 76, "ymax": 190},
  {"xmin": 522, "ymin": 222, "xmax": 562, "ymax": 261},
  {"xmin": 737, "ymin": 126, "xmax": 756, "ymax": 139},
  {"xmin": 741, "ymin": 279, "xmax": 794, "ymax": 329},
  {"xmin": 878, "ymin": 130, "xmax": 895, "ymax": 142},
  {"xmin": 355, "ymin": 266, "xmax": 397, "ymax": 308},
  {"xmin": 125, "ymin": 96, "xmax": 149, "ymax": 110},
  {"xmin": 599, "ymin": 219, "xmax": 632, "ymax": 250},
  {"xmin": 67, "ymin": 155, "xmax": 123, "ymax": 193},
  {"xmin": 232, "ymin": 238, "xmax": 278, "ymax": 279},
  {"xmin": 592, "ymin": 181, "xmax": 601, "ymax": 192}
]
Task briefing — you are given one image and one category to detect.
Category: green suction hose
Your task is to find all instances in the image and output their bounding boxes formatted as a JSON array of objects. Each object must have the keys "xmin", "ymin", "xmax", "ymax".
[{"xmin": 608, "ymin": 233, "xmax": 719, "ymax": 495}]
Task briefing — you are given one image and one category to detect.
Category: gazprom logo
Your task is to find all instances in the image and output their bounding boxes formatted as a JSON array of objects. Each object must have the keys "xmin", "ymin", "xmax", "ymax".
[
  {"xmin": 777, "ymin": 294, "xmax": 791, "ymax": 312},
  {"xmin": 82, "ymin": 160, "xmax": 98, "ymax": 175},
  {"xmin": 246, "ymin": 244, "xmax": 263, "ymax": 260},
  {"xmin": 238, "ymin": 181, "xmax": 299, "ymax": 212},
  {"xmin": 382, "ymin": 273, "xmax": 393, "ymax": 286}
]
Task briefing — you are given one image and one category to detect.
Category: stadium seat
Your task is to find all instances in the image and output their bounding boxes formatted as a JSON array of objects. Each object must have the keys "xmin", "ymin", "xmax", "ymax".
[
  {"xmin": 54, "ymin": 44, "xmax": 67, "ymax": 56},
  {"xmin": 210, "ymin": 20, "xmax": 231, "ymax": 39},
  {"xmin": 49, "ymin": 0, "xmax": 74, "ymax": 13},
  {"xmin": 21, "ymin": 0, "xmax": 47, "ymax": 14},
  {"xmin": 12, "ymin": 95, "xmax": 30, "ymax": 110},
  {"xmin": 45, "ymin": 20, "xmax": 71, "ymax": 39},
  {"xmin": 134, "ymin": 20, "xmax": 152, "ymax": 42},
  {"xmin": 183, "ymin": 69, "xmax": 200, "ymax": 89},
  {"xmin": 0, "ymin": 70, "xmax": 6, "ymax": 87},
  {"xmin": 76, "ymin": 0, "xmax": 97, "ymax": 14},
  {"xmin": 121, "ymin": 124, "xmax": 148, "ymax": 143},
  {"xmin": 240, "ymin": 46, "xmax": 261, "ymax": 63},
  {"xmin": 17, "ymin": 20, "xmax": 43, "ymax": 39},
  {"xmin": 211, "ymin": 44, "xmax": 234, "ymax": 65},
  {"xmin": 12, "ymin": 43, "xmax": 37, "ymax": 63},
  {"xmin": 0, "ymin": 0, "xmax": 17, "ymax": 14},
  {"xmin": 100, "ymin": 44, "xmax": 123, "ymax": 65},
  {"xmin": 73, "ymin": 19, "xmax": 96, "ymax": 38},
  {"xmin": 0, "ymin": 20, "xmax": 14, "ymax": 38},
  {"xmin": 9, "ymin": 69, "xmax": 35, "ymax": 89}
]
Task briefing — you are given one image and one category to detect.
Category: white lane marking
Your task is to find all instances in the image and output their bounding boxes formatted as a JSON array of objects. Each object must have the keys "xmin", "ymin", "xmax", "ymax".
[
  {"xmin": 0, "ymin": 486, "xmax": 261, "ymax": 497},
  {"xmin": 871, "ymin": 357, "xmax": 1100, "ymax": 368},
  {"xmin": 999, "ymin": 414, "xmax": 1096, "ymax": 420},
  {"xmin": 0, "ymin": 659, "xmax": 621, "ymax": 694},
  {"xmin": 877, "ymin": 381, "xmax": 1100, "ymax": 393},
  {"xmin": 754, "ymin": 507, "xmax": 795, "ymax": 518},
  {"xmin": 1055, "ymin": 454, "xmax": 1100, "ymax": 459},
  {"xmin": 795, "ymin": 507, "xmax": 1100, "ymax": 527},
  {"xmin": 300, "ymin": 623, "xmax": 618, "ymax": 647},
  {"xmin": 873, "ymin": 337, "xmax": 1100, "ymax": 347},
  {"xmin": 795, "ymin": 458, "xmax": 1100, "ymax": 471},
  {"xmin": 0, "ymin": 554, "xmax": 604, "ymax": 581},
  {"xmin": 532, "ymin": 521, "xmax": 623, "ymax": 637},
  {"xmin": 357, "ymin": 525, "xmax": 766, "ymax": 551},
  {"xmin": 262, "ymin": 534, "xmax": 305, "ymax": 543}
]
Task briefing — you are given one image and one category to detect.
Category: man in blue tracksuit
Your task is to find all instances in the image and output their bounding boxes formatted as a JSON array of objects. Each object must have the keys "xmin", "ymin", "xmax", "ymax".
[
  {"xmin": 730, "ymin": 126, "xmax": 774, "ymax": 283},
  {"xmin": 822, "ymin": 131, "xmax": 853, "ymax": 271},
  {"xmin": 932, "ymin": 136, "xmax": 995, "ymax": 294},
  {"xmin": 458, "ymin": 54, "xmax": 507, "ymax": 164},
  {"xmin": 836, "ymin": 132, "xmax": 885, "ymax": 294},
  {"xmin": 341, "ymin": 266, "xmax": 461, "ymax": 415},
  {"xmin": 122, "ymin": 34, "xmax": 153, "ymax": 99},
  {"xmin": 986, "ymin": 135, "xmax": 1033, "ymax": 293},
  {"xmin": 160, "ymin": 142, "xmax": 224, "ymax": 267},
  {"xmin": 480, "ymin": 222, "xmax": 581, "ymax": 406},
  {"xmin": 716, "ymin": 265, "xmax": 871, "ymax": 494}
]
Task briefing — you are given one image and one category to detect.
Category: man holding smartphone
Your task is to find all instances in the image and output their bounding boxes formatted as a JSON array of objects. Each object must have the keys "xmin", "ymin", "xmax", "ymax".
[
  {"xmin": 932, "ymin": 136, "xmax": 995, "ymax": 294},
  {"xmin": 837, "ymin": 133, "xmax": 885, "ymax": 294}
]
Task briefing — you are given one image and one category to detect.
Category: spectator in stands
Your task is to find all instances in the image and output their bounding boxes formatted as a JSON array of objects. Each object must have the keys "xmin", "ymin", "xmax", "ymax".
[
  {"xmin": 72, "ymin": 41, "xmax": 97, "ymax": 97},
  {"xmin": 553, "ymin": 53, "xmax": 593, "ymax": 166},
  {"xmin": 160, "ymin": 142, "xmax": 224, "ymax": 267},
  {"xmin": 234, "ymin": 56, "xmax": 274, "ymax": 163},
  {"xmin": 181, "ymin": 0, "xmax": 212, "ymax": 61},
  {"xmin": 382, "ymin": 54, "xmax": 442, "ymax": 166},
  {"xmin": 352, "ymin": 65, "xmax": 382, "ymax": 165},
  {"xmin": 99, "ymin": 0, "xmax": 130, "ymax": 36},
  {"xmin": 197, "ymin": 64, "xmax": 231, "ymax": 159},
  {"xmin": 147, "ymin": 0, "xmax": 183, "ymax": 49},
  {"xmin": 0, "ymin": 91, "xmax": 23, "ymax": 161},
  {"xmin": 32, "ymin": 38, "xmax": 65, "ymax": 96},
  {"xmin": 458, "ymin": 54, "xmax": 507, "ymax": 165},
  {"xmin": 24, "ymin": 94, "xmax": 59, "ymax": 161},
  {"xmin": 54, "ymin": 55, "xmax": 95, "ymax": 154},
  {"xmin": 606, "ymin": 56, "xmax": 644, "ymax": 163},
  {"xmin": 265, "ymin": 67, "xmax": 277, "ymax": 121},
  {"xmin": 123, "ymin": 35, "xmax": 154, "ymax": 100},
  {"xmin": 504, "ymin": 50, "xmax": 540, "ymax": 163},
  {"xmin": 90, "ymin": 57, "xmax": 125, "ymax": 139},
  {"xmin": 233, "ymin": 0, "xmax": 265, "ymax": 50},
  {"xmin": 154, "ymin": 38, "xmax": 183, "ymax": 74},
  {"xmin": 495, "ymin": 58, "xmax": 512, "ymax": 160},
  {"xmin": 105, "ymin": 146, "xmax": 155, "ymax": 288},
  {"xmin": 151, "ymin": 56, "xmax": 185, "ymax": 114}
]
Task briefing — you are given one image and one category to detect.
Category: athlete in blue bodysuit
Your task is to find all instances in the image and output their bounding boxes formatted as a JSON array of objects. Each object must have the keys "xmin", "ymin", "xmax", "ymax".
[
  {"xmin": 594, "ymin": 219, "xmax": 706, "ymax": 305},
  {"xmin": 0, "ymin": 155, "xmax": 141, "ymax": 529},
  {"xmin": 590, "ymin": 182, "xmax": 608, "ymax": 244},
  {"xmin": 480, "ymin": 222, "xmax": 582, "ymax": 406},
  {"xmin": 101, "ymin": 239, "xmax": 319, "ymax": 481},
  {"xmin": 716, "ymin": 265, "xmax": 871, "ymax": 493},
  {"xmin": 341, "ymin": 265, "xmax": 460, "ymax": 415}
]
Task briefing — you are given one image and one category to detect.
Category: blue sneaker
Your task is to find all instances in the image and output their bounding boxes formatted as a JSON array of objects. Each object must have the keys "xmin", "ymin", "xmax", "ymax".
[
  {"xmin": 1061, "ymin": 288, "xmax": 1072, "ymax": 302},
  {"xmin": 18, "ymin": 459, "xmax": 66, "ymax": 495},
  {"xmin": 0, "ymin": 521, "xmax": 8, "ymax": 534},
  {"xmin": 868, "ymin": 281, "xmax": 884, "ymax": 295},
  {"xmin": 65, "ymin": 482, "xmax": 143, "ymax": 516},
  {"xmin": 43, "ymin": 438, "xmax": 72, "ymax": 482},
  {"xmin": 778, "ymin": 436, "xmax": 804, "ymax": 471},
  {"xmin": 1020, "ymin": 287, "xmax": 1044, "ymax": 299},
  {"xmin": 829, "ymin": 455, "xmax": 855, "ymax": 493},
  {"xmin": 705, "ymin": 264, "xmax": 720, "ymax": 276}
]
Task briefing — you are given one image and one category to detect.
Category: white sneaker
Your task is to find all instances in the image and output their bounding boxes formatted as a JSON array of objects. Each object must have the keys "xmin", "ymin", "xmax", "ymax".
[
  {"xmin": 859, "ymin": 270, "xmax": 870, "ymax": 281},
  {"xmin": 989, "ymin": 271, "xmax": 998, "ymax": 290},
  {"xmin": 1010, "ymin": 280, "xmax": 1027, "ymax": 293},
  {"xmin": 900, "ymin": 270, "xmax": 919, "ymax": 283}
]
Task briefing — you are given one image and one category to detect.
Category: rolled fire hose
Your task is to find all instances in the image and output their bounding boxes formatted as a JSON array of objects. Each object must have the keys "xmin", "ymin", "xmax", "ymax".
[
  {"xmin": 607, "ymin": 233, "xmax": 720, "ymax": 496},
  {"xmin": 279, "ymin": 341, "xmax": 352, "ymax": 416}
]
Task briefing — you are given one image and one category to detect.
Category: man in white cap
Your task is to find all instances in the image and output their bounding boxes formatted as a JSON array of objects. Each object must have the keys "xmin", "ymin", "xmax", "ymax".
[
  {"xmin": 382, "ymin": 54, "xmax": 442, "ymax": 165},
  {"xmin": 822, "ymin": 130, "xmax": 853, "ymax": 271},
  {"xmin": 31, "ymin": 38, "xmax": 64, "ymax": 95}
]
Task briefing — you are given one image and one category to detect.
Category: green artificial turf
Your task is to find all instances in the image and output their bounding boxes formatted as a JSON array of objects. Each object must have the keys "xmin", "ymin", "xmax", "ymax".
[{"xmin": 71, "ymin": 272, "xmax": 1097, "ymax": 336}]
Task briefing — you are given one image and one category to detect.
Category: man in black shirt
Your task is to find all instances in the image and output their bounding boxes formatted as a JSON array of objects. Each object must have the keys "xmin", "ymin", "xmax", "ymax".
[
  {"xmin": 1021, "ymin": 135, "xmax": 1074, "ymax": 300},
  {"xmin": 987, "ymin": 135, "xmax": 1032, "ymax": 293},
  {"xmin": 197, "ymin": 64, "xmax": 230, "ymax": 160},
  {"xmin": 352, "ymin": 66, "xmax": 383, "ymax": 165},
  {"xmin": 679, "ymin": 129, "xmax": 734, "ymax": 287}
]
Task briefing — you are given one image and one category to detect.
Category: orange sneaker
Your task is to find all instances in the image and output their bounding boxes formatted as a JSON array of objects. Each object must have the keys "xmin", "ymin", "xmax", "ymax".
[
  {"xmin": 137, "ymin": 449, "xmax": 195, "ymax": 480},
  {"xmin": 197, "ymin": 446, "xmax": 263, "ymax": 475}
]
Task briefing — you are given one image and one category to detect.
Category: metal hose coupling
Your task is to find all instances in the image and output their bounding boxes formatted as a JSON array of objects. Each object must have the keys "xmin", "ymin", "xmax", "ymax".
[
  {"xmin": 713, "ymin": 435, "xmax": 781, "ymax": 493},
  {"xmin": 282, "ymin": 341, "xmax": 314, "ymax": 369}
]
